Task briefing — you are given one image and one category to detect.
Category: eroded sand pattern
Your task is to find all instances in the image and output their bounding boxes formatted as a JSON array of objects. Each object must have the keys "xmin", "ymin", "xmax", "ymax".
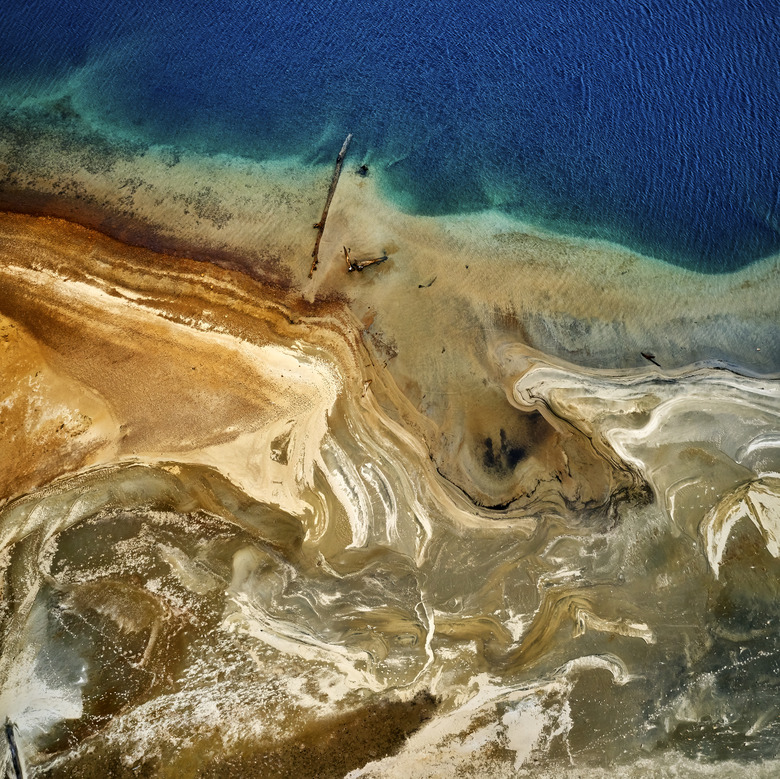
[{"xmin": 0, "ymin": 196, "xmax": 778, "ymax": 777}]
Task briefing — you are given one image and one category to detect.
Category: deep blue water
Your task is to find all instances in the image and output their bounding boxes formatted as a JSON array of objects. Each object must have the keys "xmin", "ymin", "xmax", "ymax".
[{"xmin": 2, "ymin": 0, "xmax": 779, "ymax": 271}]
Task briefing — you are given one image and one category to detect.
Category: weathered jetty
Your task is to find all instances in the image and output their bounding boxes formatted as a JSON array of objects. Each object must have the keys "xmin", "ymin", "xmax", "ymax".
[{"xmin": 309, "ymin": 133, "xmax": 353, "ymax": 278}]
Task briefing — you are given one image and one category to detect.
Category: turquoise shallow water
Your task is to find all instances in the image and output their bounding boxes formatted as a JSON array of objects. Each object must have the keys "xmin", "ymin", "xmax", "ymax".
[{"xmin": 1, "ymin": 0, "xmax": 779, "ymax": 271}]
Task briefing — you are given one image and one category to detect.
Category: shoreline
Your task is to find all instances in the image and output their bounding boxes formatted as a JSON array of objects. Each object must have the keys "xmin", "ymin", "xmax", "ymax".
[
  {"xmin": 2, "ymin": 108, "xmax": 780, "ymax": 779},
  {"xmin": 3, "ymin": 96, "xmax": 780, "ymax": 268},
  {"xmin": 3, "ymin": 84, "xmax": 775, "ymax": 276},
  {"xmin": 2, "ymin": 120, "xmax": 779, "ymax": 504},
  {"xmin": 1, "ymin": 112, "xmax": 779, "ymax": 485}
]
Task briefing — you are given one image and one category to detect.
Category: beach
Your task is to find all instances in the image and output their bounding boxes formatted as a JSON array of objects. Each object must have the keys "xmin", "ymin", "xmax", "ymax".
[
  {"xmin": 1, "ymin": 8, "xmax": 780, "ymax": 770},
  {"xmin": 1, "ymin": 162, "xmax": 779, "ymax": 772}
]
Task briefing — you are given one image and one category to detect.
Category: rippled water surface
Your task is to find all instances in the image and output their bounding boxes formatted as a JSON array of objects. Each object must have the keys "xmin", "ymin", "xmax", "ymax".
[{"xmin": 2, "ymin": 0, "xmax": 780, "ymax": 268}]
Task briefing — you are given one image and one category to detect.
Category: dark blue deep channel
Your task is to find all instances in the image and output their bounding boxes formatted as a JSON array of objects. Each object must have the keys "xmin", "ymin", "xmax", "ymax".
[{"xmin": 2, "ymin": 0, "xmax": 779, "ymax": 271}]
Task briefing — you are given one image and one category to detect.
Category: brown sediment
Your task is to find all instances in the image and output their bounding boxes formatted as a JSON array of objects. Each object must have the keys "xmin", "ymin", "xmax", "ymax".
[
  {"xmin": 0, "ymin": 212, "xmax": 349, "ymax": 503},
  {"xmin": 0, "ymin": 210, "xmax": 633, "ymax": 522},
  {"xmin": 36, "ymin": 693, "xmax": 438, "ymax": 779},
  {"xmin": 0, "ymin": 310, "xmax": 115, "ymax": 500},
  {"xmin": 0, "ymin": 189, "xmax": 295, "ymax": 290}
]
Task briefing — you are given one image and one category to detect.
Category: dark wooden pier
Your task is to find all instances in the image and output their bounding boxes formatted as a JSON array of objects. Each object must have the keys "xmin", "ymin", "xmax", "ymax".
[{"xmin": 309, "ymin": 133, "xmax": 353, "ymax": 278}]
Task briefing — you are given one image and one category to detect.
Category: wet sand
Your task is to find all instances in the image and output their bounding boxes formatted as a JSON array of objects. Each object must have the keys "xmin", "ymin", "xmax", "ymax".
[
  {"xmin": 1, "ymin": 111, "xmax": 780, "ymax": 776},
  {"xmin": 2, "ymin": 111, "xmax": 778, "ymax": 509}
]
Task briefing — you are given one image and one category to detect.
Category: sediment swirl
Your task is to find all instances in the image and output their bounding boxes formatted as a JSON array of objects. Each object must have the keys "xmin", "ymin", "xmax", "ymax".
[{"xmin": 1, "ymin": 213, "xmax": 779, "ymax": 776}]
